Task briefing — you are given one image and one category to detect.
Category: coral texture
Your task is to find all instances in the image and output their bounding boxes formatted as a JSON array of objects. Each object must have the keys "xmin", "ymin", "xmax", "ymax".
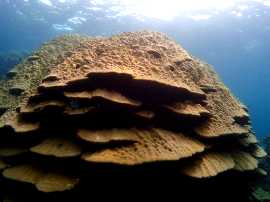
[{"xmin": 0, "ymin": 31, "xmax": 266, "ymax": 201}]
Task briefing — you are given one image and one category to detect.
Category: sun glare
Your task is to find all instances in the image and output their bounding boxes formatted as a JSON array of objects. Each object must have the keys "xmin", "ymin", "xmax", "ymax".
[
  {"xmin": 105, "ymin": 0, "xmax": 248, "ymax": 20},
  {"xmin": 38, "ymin": 0, "xmax": 269, "ymax": 21}
]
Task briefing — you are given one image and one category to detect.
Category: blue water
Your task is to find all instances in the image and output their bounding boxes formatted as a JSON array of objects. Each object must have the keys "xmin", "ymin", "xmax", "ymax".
[{"xmin": 0, "ymin": 0, "xmax": 270, "ymax": 139}]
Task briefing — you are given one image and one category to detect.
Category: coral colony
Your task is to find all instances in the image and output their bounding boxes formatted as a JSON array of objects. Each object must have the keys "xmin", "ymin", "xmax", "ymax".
[{"xmin": 0, "ymin": 32, "xmax": 266, "ymax": 201}]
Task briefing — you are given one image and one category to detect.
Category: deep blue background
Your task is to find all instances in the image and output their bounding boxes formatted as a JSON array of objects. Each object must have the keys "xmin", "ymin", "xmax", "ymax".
[{"xmin": 0, "ymin": 0, "xmax": 269, "ymax": 139}]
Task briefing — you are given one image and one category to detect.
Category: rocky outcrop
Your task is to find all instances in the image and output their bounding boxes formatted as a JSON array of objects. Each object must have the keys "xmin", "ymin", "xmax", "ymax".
[{"xmin": 0, "ymin": 32, "xmax": 266, "ymax": 201}]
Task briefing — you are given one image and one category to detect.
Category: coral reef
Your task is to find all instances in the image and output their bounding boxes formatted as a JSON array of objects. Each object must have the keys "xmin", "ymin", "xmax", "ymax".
[
  {"xmin": 0, "ymin": 31, "xmax": 266, "ymax": 201},
  {"xmin": 251, "ymin": 135, "xmax": 270, "ymax": 202}
]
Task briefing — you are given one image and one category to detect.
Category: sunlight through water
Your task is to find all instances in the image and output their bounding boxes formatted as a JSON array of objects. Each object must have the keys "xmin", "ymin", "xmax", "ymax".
[{"xmin": 89, "ymin": 0, "xmax": 270, "ymax": 20}]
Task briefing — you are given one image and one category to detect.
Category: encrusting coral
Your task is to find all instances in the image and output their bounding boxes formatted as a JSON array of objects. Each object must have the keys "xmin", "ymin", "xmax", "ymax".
[{"xmin": 0, "ymin": 31, "xmax": 266, "ymax": 202}]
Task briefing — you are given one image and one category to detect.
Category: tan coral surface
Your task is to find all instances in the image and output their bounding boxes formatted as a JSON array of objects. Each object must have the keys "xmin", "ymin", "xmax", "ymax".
[{"xmin": 0, "ymin": 31, "xmax": 265, "ymax": 196}]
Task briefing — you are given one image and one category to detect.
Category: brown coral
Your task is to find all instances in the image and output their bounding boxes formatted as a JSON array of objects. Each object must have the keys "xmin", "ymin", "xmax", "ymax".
[{"xmin": 0, "ymin": 31, "xmax": 266, "ymax": 201}]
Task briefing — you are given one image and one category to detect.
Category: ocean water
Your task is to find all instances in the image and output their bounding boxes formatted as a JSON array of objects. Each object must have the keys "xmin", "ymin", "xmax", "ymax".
[
  {"xmin": 1, "ymin": 1, "xmax": 270, "ymax": 201},
  {"xmin": 0, "ymin": 0, "xmax": 270, "ymax": 140}
]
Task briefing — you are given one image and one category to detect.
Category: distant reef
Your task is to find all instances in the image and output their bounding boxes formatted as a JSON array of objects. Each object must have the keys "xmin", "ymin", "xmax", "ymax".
[
  {"xmin": 0, "ymin": 32, "xmax": 267, "ymax": 202},
  {"xmin": 251, "ymin": 136, "xmax": 270, "ymax": 202},
  {"xmin": 0, "ymin": 51, "xmax": 29, "ymax": 76}
]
